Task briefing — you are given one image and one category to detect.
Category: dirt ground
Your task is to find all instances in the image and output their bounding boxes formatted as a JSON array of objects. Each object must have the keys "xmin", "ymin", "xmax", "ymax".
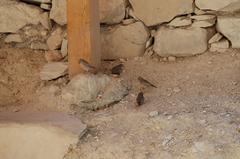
[{"xmin": 1, "ymin": 48, "xmax": 240, "ymax": 158}]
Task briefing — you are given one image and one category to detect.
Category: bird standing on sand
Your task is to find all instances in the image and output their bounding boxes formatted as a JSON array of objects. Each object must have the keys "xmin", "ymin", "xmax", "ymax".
[
  {"xmin": 111, "ymin": 64, "xmax": 124, "ymax": 76},
  {"xmin": 136, "ymin": 92, "xmax": 145, "ymax": 106},
  {"xmin": 138, "ymin": 76, "xmax": 157, "ymax": 88},
  {"xmin": 79, "ymin": 58, "xmax": 97, "ymax": 74}
]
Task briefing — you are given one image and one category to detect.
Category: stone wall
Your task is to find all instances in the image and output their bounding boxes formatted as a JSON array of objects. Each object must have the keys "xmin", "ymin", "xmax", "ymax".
[{"xmin": 0, "ymin": 0, "xmax": 239, "ymax": 60}]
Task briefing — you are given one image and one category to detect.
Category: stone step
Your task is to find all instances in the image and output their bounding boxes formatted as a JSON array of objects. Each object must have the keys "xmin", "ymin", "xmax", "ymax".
[{"xmin": 0, "ymin": 112, "xmax": 87, "ymax": 159}]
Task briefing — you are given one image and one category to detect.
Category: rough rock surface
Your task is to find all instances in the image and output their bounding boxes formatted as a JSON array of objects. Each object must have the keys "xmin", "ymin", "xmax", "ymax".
[
  {"xmin": 62, "ymin": 74, "xmax": 129, "ymax": 110},
  {"xmin": 154, "ymin": 27, "xmax": 208, "ymax": 57},
  {"xmin": 0, "ymin": 2, "xmax": 43, "ymax": 33},
  {"xmin": 47, "ymin": 27, "xmax": 64, "ymax": 50},
  {"xmin": 99, "ymin": 0, "xmax": 126, "ymax": 24},
  {"xmin": 195, "ymin": 0, "xmax": 240, "ymax": 11},
  {"xmin": 101, "ymin": 22, "xmax": 149, "ymax": 59},
  {"xmin": 50, "ymin": 0, "xmax": 66, "ymax": 25},
  {"xmin": 40, "ymin": 62, "xmax": 68, "ymax": 80},
  {"xmin": 217, "ymin": 16, "xmax": 240, "ymax": 48},
  {"xmin": 0, "ymin": 112, "xmax": 87, "ymax": 159},
  {"xmin": 129, "ymin": 0, "xmax": 193, "ymax": 26}
]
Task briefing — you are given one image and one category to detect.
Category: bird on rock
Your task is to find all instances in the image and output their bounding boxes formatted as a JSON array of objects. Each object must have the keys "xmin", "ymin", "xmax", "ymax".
[
  {"xmin": 111, "ymin": 64, "xmax": 124, "ymax": 76},
  {"xmin": 79, "ymin": 58, "xmax": 97, "ymax": 74}
]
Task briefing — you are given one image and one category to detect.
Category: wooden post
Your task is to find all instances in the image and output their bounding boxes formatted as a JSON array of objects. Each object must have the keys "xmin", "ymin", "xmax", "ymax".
[{"xmin": 67, "ymin": 0, "xmax": 101, "ymax": 77}]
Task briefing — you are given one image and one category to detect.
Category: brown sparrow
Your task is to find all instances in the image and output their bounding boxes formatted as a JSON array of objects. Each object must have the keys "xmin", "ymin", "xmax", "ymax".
[{"xmin": 79, "ymin": 58, "xmax": 97, "ymax": 74}]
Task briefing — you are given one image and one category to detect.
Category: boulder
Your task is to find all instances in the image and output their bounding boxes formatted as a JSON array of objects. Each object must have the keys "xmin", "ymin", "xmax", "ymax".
[
  {"xmin": 40, "ymin": 62, "xmax": 68, "ymax": 80},
  {"xmin": 0, "ymin": 2, "xmax": 43, "ymax": 33},
  {"xmin": 62, "ymin": 74, "xmax": 129, "ymax": 110},
  {"xmin": 0, "ymin": 112, "xmax": 87, "ymax": 159},
  {"xmin": 217, "ymin": 16, "xmax": 240, "ymax": 48},
  {"xmin": 208, "ymin": 33, "xmax": 223, "ymax": 44},
  {"xmin": 195, "ymin": 0, "xmax": 240, "ymax": 11},
  {"xmin": 129, "ymin": 0, "xmax": 193, "ymax": 26},
  {"xmin": 99, "ymin": 0, "xmax": 126, "ymax": 24},
  {"xmin": 153, "ymin": 27, "xmax": 208, "ymax": 57},
  {"xmin": 101, "ymin": 22, "xmax": 149, "ymax": 59}
]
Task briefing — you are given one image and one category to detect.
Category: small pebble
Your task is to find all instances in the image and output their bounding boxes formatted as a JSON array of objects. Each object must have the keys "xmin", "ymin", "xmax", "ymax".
[
  {"xmin": 149, "ymin": 111, "xmax": 159, "ymax": 117},
  {"xmin": 173, "ymin": 87, "xmax": 181, "ymax": 93}
]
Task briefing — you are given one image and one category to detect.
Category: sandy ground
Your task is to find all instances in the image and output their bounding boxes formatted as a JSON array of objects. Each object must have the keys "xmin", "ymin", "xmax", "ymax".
[{"xmin": 1, "ymin": 48, "xmax": 240, "ymax": 158}]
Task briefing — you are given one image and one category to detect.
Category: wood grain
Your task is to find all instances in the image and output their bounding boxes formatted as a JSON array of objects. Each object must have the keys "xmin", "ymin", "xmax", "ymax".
[{"xmin": 67, "ymin": 0, "xmax": 101, "ymax": 77}]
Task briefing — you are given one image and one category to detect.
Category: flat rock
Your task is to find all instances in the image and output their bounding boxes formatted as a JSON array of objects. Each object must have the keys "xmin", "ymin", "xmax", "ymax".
[
  {"xmin": 0, "ymin": 2, "xmax": 43, "ymax": 33},
  {"xmin": 208, "ymin": 33, "xmax": 223, "ymax": 44},
  {"xmin": 0, "ymin": 112, "xmax": 87, "ymax": 159},
  {"xmin": 50, "ymin": 0, "xmax": 126, "ymax": 25},
  {"xmin": 154, "ymin": 27, "xmax": 208, "ymax": 57},
  {"xmin": 168, "ymin": 16, "xmax": 192, "ymax": 27},
  {"xmin": 101, "ymin": 22, "xmax": 149, "ymax": 59},
  {"xmin": 129, "ymin": 0, "xmax": 193, "ymax": 26},
  {"xmin": 217, "ymin": 16, "xmax": 240, "ymax": 48},
  {"xmin": 62, "ymin": 74, "xmax": 129, "ymax": 110},
  {"xmin": 4, "ymin": 34, "xmax": 23, "ymax": 43},
  {"xmin": 191, "ymin": 15, "xmax": 216, "ymax": 21},
  {"xmin": 192, "ymin": 19, "xmax": 216, "ymax": 28},
  {"xmin": 40, "ymin": 62, "xmax": 68, "ymax": 80}
]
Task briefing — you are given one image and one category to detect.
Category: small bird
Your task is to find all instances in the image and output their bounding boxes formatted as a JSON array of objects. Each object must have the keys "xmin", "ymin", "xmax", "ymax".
[
  {"xmin": 136, "ymin": 92, "xmax": 145, "ymax": 106},
  {"xmin": 138, "ymin": 76, "xmax": 157, "ymax": 88},
  {"xmin": 111, "ymin": 64, "xmax": 124, "ymax": 75},
  {"xmin": 79, "ymin": 58, "xmax": 97, "ymax": 74}
]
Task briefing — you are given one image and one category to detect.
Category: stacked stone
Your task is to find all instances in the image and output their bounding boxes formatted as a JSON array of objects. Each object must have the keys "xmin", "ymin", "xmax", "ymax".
[{"xmin": 0, "ymin": 0, "xmax": 240, "ymax": 60}]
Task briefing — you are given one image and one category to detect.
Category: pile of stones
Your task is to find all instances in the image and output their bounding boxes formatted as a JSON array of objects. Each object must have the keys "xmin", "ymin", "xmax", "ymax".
[{"xmin": 0, "ymin": 0, "xmax": 240, "ymax": 61}]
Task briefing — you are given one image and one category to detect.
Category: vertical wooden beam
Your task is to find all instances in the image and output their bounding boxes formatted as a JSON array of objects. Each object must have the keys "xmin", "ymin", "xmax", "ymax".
[{"xmin": 67, "ymin": 0, "xmax": 101, "ymax": 77}]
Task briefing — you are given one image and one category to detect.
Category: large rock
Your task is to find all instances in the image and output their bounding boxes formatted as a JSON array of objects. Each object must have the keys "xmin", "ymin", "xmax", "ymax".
[
  {"xmin": 195, "ymin": 0, "xmax": 240, "ymax": 11},
  {"xmin": 217, "ymin": 16, "xmax": 240, "ymax": 48},
  {"xmin": 100, "ymin": 0, "xmax": 126, "ymax": 24},
  {"xmin": 153, "ymin": 27, "xmax": 208, "ymax": 57},
  {"xmin": 101, "ymin": 22, "xmax": 149, "ymax": 59},
  {"xmin": 129, "ymin": 0, "xmax": 193, "ymax": 26},
  {"xmin": 0, "ymin": 112, "xmax": 87, "ymax": 159},
  {"xmin": 62, "ymin": 74, "xmax": 129, "ymax": 110},
  {"xmin": 50, "ymin": 0, "xmax": 66, "ymax": 26},
  {"xmin": 0, "ymin": 2, "xmax": 44, "ymax": 33}
]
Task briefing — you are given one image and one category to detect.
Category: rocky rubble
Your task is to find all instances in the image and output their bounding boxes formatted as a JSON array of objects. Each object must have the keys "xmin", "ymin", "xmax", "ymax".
[{"xmin": 0, "ymin": 0, "xmax": 240, "ymax": 60}]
